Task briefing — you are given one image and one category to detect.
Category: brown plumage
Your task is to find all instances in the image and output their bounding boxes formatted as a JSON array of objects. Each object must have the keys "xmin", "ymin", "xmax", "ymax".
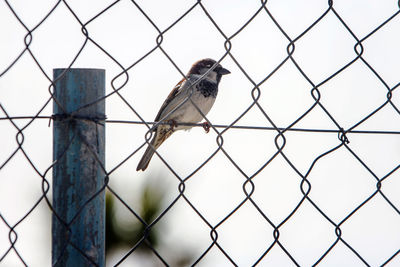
[{"xmin": 136, "ymin": 59, "xmax": 230, "ymax": 171}]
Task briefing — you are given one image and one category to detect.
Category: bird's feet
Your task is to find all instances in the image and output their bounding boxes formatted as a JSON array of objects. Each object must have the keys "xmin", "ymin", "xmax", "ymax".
[
  {"xmin": 202, "ymin": 122, "xmax": 210, "ymax": 133},
  {"xmin": 168, "ymin": 119, "xmax": 178, "ymax": 130}
]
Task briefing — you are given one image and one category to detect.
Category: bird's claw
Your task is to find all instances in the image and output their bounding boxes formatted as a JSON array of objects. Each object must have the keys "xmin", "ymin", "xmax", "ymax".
[
  {"xmin": 168, "ymin": 119, "xmax": 177, "ymax": 130},
  {"xmin": 202, "ymin": 122, "xmax": 210, "ymax": 133}
]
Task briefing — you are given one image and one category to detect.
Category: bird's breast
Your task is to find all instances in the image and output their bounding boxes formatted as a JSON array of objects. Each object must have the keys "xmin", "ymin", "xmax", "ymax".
[{"xmin": 172, "ymin": 89, "xmax": 217, "ymax": 130}]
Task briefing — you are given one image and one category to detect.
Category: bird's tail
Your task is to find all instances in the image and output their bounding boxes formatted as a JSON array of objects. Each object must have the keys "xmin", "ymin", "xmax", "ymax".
[
  {"xmin": 136, "ymin": 137, "xmax": 157, "ymax": 171},
  {"xmin": 137, "ymin": 126, "xmax": 174, "ymax": 171}
]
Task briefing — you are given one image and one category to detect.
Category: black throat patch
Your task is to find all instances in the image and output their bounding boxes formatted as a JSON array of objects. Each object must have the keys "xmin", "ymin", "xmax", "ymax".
[{"xmin": 197, "ymin": 79, "xmax": 218, "ymax": 98}]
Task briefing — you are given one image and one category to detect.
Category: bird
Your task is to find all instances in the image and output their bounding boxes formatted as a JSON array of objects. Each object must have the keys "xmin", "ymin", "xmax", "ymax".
[{"xmin": 136, "ymin": 58, "xmax": 230, "ymax": 171}]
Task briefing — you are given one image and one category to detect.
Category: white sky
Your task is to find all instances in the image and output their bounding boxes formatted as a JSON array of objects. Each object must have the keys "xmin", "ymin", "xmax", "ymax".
[{"xmin": 1, "ymin": 0, "xmax": 400, "ymax": 266}]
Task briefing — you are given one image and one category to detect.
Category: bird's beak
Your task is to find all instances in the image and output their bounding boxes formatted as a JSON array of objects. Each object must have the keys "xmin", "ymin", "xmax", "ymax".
[{"xmin": 218, "ymin": 67, "xmax": 231, "ymax": 75}]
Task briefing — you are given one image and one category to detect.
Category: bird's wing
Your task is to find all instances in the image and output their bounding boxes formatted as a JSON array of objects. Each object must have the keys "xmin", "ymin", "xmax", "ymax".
[{"xmin": 154, "ymin": 77, "xmax": 194, "ymax": 122}]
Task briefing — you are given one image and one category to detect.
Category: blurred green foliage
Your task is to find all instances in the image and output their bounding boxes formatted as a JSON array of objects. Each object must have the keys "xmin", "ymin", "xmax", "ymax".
[
  {"xmin": 105, "ymin": 179, "xmax": 193, "ymax": 266},
  {"xmin": 105, "ymin": 182, "xmax": 163, "ymax": 253}
]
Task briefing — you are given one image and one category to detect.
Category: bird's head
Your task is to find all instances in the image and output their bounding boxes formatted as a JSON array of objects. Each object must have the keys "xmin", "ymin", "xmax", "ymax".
[{"xmin": 188, "ymin": 58, "xmax": 230, "ymax": 83}]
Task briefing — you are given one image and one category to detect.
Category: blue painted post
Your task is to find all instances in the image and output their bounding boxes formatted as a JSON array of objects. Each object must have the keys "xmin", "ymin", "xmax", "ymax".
[{"xmin": 52, "ymin": 69, "xmax": 105, "ymax": 267}]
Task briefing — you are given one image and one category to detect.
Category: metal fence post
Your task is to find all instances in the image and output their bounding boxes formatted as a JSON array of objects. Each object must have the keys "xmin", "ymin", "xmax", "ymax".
[{"xmin": 52, "ymin": 69, "xmax": 106, "ymax": 266}]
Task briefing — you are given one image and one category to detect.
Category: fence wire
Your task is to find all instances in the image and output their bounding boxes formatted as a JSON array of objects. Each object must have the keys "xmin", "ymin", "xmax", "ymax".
[{"xmin": 1, "ymin": 0, "xmax": 400, "ymax": 266}]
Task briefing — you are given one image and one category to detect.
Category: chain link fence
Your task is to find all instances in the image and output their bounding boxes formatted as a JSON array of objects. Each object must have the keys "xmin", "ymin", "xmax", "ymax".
[{"xmin": 1, "ymin": 0, "xmax": 400, "ymax": 266}]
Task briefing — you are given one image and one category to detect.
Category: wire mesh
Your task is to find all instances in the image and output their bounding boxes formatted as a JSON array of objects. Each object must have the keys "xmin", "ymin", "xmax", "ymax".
[{"xmin": 1, "ymin": 0, "xmax": 400, "ymax": 266}]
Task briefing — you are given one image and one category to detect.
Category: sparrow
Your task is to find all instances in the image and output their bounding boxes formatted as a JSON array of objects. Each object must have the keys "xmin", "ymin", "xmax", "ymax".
[{"xmin": 136, "ymin": 58, "xmax": 230, "ymax": 171}]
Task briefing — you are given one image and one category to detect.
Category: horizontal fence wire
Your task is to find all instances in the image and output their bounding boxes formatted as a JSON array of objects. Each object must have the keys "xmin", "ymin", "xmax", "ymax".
[
  {"xmin": 1, "ymin": 0, "xmax": 399, "ymax": 266},
  {"xmin": 2, "ymin": 116, "xmax": 400, "ymax": 135}
]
